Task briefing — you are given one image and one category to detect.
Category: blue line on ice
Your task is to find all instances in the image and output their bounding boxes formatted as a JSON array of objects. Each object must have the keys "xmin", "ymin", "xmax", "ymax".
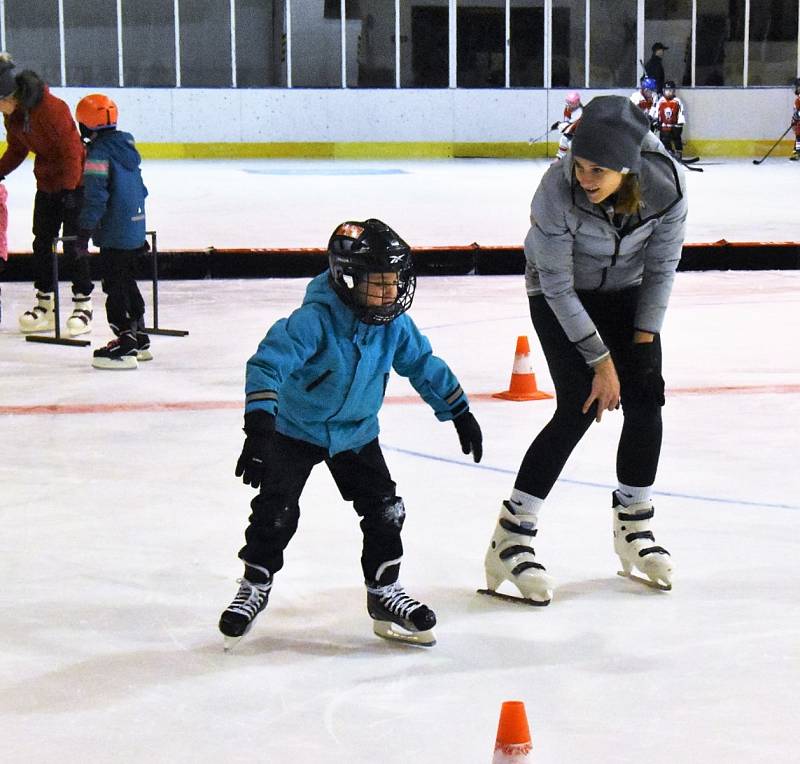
[{"xmin": 383, "ymin": 445, "xmax": 799, "ymax": 511}]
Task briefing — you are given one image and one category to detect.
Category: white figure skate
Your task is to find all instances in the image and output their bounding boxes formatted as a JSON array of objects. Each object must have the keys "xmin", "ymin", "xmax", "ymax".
[
  {"xmin": 613, "ymin": 496, "xmax": 673, "ymax": 591},
  {"xmin": 19, "ymin": 291, "xmax": 55, "ymax": 333},
  {"xmin": 66, "ymin": 293, "xmax": 93, "ymax": 336},
  {"xmin": 480, "ymin": 501, "xmax": 554, "ymax": 606}
]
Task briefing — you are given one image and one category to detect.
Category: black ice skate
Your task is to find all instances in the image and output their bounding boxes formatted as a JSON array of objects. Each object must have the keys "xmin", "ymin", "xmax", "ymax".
[
  {"xmin": 219, "ymin": 563, "xmax": 272, "ymax": 651},
  {"xmin": 136, "ymin": 331, "xmax": 153, "ymax": 361},
  {"xmin": 367, "ymin": 582, "xmax": 436, "ymax": 647},
  {"xmin": 92, "ymin": 331, "xmax": 138, "ymax": 370}
]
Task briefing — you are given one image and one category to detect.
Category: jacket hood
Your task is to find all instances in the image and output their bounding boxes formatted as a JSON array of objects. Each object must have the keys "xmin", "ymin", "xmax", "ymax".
[
  {"xmin": 16, "ymin": 70, "xmax": 45, "ymax": 110},
  {"xmin": 563, "ymin": 131, "xmax": 683, "ymax": 220},
  {"xmin": 302, "ymin": 272, "xmax": 373, "ymax": 335},
  {"xmin": 92, "ymin": 129, "xmax": 142, "ymax": 170}
]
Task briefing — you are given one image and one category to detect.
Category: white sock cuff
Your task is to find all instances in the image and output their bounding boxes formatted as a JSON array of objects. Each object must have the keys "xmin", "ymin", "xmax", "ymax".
[
  {"xmin": 615, "ymin": 483, "xmax": 653, "ymax": 506},
  {"xmin": 508, "ymin": 488, "xmax": 545, "ymax": 522}
]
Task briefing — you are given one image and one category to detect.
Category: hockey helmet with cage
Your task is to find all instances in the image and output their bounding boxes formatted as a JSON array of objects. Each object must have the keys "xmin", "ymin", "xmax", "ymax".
[
  {"xmin": 328, "ymin": 219, "xmax": 416, "ymax": 325},
  {"xmin": 663, "ymin": 80, "xmax": 677, "ymax": 96},
  {"xmin": 565, "ymin": 91, "xmax": 581, "ymax": 108},
  {"xmin": 640, "ymin": 76, "xmax": 657, "ymax": 93},
  {"xmin": 75, "ymin": 93, "xmax": 118, "ymax": 140}
]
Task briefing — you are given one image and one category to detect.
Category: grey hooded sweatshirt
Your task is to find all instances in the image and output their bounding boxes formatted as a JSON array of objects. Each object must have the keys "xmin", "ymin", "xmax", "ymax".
[{"xmin": 524, "ymin": 132, "xmax": 687, "ymax": 367}]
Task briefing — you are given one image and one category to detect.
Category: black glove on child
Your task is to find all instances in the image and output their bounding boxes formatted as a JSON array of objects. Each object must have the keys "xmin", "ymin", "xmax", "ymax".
[
  {"xmin": 453, "ymin": 410, "xmax": 483, "ymax": 463},
  {"xmin": 235, "ymin": 410, "xmax": 276, "ymax": 488},
  {"xmin": 74, "ymin": 229, "xmax": 92, "ymax": 259}
]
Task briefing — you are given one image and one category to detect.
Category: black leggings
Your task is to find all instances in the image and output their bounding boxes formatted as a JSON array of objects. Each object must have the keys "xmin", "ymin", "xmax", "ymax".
[
  {"xmin": 514, "ymin": 288, "xmax": 665, "ymax": 500},
  {"xmin": 240, "ymin": 433, "xmax": 403, "ymax": 586},
  {"xmin": 31, "ymin": 190, "xmax": 93, "ymax": 295},
  {"xmin": 659, "ymin": 125, "xmax": 683, "ymax": 155}
]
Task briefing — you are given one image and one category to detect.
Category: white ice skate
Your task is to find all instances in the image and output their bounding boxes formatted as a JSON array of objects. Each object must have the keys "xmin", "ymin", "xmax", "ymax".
[
  {"xmin": 19, "ymin": 291, "xmax": 55, "ymax": 333},
  {"xmin": 613, "ymin": 496, "xmax": 672, "ymax": 591},
  {"xmin": 480, "ymin": 501, "xmax": 554, "ymax": 606},
  {"xmin": 66, "ymin": 293, "xmax": 93, "ymax": 336},
  {"xmin": 367, "ymin": 582, "xmax": 436, "ymax": 647}
]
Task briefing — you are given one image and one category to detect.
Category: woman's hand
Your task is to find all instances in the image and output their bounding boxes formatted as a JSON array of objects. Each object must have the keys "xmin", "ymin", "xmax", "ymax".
[{"xmin": 582, "ymin": 356, "xmax": 620, "ymax": 423}]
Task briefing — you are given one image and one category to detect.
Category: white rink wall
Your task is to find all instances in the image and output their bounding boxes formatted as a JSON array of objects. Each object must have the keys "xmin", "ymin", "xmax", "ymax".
[{"xmin": 51, "ymin": 87, "xmax": 796, "ymax": 144}]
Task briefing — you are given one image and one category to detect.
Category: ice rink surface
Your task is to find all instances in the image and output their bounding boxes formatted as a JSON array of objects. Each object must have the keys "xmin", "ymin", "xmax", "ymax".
[{"xmin": 1, "ymin": 158, "xmax": 799, "ymax": 763}]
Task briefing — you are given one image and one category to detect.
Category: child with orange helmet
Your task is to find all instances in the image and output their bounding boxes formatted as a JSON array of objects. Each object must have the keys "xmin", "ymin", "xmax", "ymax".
[{"xmin": 75, "ymin": 93, "xmax": 151, "ymax": 369}]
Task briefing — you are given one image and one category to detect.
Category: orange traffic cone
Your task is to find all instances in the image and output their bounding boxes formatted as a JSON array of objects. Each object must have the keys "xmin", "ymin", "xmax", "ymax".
[
  {"xmin": 493, "ymin": 700, "xmax": 533, "ymax": 763},
  {"xmin": 493, "ymin": 336, "xmax": 553, "ymax": 401}
]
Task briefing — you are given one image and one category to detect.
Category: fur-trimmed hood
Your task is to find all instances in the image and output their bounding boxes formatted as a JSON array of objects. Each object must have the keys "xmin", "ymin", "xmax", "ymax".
[{"xmin": 14, "ymin": 69, "xmax": 45, "ymax": 111}]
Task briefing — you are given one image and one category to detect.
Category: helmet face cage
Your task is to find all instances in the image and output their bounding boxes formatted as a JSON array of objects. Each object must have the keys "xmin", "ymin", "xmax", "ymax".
[
  {"xmin": 663, "ymin": 80, "xmax": 676, "ymax": 97},
  {"xmin": 328, "ymin": 220, "xmax": 416, "ymax": 325}
]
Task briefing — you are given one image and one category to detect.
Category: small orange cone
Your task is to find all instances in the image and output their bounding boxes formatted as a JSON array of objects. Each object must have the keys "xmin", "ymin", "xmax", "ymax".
[
  {"xmin": 492, "ymin": 700, "xmax": 533, "ymax": 763},
  {"xmin": 493, "ymin": 336, "xmax": 553, "ymax": 401}
]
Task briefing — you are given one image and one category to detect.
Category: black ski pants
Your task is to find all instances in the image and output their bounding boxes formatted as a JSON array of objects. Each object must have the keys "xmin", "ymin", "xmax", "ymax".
[
  {"xmin": 100, "ymin": 246, "xmax": 146, "ymax": 333},
  {"xmin": 240, "ymin": 433, "xmax": 404, "ymax": 586},
  {"xmin": 515, "ymin": 287, "xmax": 665, "ymax": 500},
  {"xmin": 31, "ymin": 189, "xmax": 93, "ymax": 295}
]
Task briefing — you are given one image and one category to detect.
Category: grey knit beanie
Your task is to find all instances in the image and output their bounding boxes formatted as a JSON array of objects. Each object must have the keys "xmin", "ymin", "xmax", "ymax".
[
  {"xmin": 571, "ymin": 95, "xmax": 650, "ymax": 174},
  {"xmin": 0, "ymin": 52, "xmax": 16, "ymax": 99}
]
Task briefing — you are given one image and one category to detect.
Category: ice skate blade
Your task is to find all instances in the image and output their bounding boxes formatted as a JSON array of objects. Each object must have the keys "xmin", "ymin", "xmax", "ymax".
[
  {"xmin": 223, "ymin": 634, "xmax": 244, "ymax": 652},
  {"xmin": 616, "ymin": 571, "xmax": 672, "ymax": 591},
  {"xmin": 477, "ymin": 588, "xmax": 551, "ymax": 606},
  {"xmin": 372, "ymin": 620, "xmax": 436, "ymax": 647}
]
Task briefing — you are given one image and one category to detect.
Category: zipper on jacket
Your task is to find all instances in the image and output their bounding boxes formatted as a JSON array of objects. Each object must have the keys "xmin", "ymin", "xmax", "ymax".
[{"xmin": 305, "ymin": 369, "xmax": 332, "ymax": 392}]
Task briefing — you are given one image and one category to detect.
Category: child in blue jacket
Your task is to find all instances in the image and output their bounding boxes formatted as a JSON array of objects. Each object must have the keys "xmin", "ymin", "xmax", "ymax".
[
  {"xmin": 220, "ymin": 219, "xmax": 483, "ymax": 650},
  {"xmin": 75, "ymin": 94, "xmax": 150, "ymax": 370}
]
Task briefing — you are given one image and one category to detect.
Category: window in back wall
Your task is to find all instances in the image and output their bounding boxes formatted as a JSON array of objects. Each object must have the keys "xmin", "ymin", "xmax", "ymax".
[
  {"xmin": 64, "ymin": 0, "xmax": 118, "ymax": 87},
  {"xmin": 122, "ymin": 0, "xmax": 176, "ymax": 87},
  {"xmin": 4, "ymin": 0, "xmax": 61, "ymax": 87}
]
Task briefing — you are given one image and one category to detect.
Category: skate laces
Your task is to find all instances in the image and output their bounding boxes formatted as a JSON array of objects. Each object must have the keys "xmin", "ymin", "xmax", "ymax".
[
  {"xmin": 374, "ymin": 583, "xmax": 422, "ymax": 619},
  {"xmin": 227, "ymin": 577, "xmax": 271, "ymax": 617}
]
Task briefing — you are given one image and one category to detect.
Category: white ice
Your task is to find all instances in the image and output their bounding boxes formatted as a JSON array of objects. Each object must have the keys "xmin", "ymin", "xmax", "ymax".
[{"xmin": 1, "ymin": 159, "xmax": 799, "ymax": 763}]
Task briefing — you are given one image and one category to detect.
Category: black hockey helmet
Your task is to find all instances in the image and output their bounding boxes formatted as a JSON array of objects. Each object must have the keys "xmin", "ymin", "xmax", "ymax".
[
  {"xmin": 663, "ymin": 80, "xmax": 676, "ymax": 95},
  {"xmin": 327, "ymin": 219, "xmax": 416, "ymax": 325}
]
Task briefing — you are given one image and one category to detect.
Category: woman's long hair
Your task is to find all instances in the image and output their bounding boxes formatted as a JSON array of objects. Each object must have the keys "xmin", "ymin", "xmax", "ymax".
[{"xmin": 614, "ymin": 173, "xmax": 642, "ymax": 215}]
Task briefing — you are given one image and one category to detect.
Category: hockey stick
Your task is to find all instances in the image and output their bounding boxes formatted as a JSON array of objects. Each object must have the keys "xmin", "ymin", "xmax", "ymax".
[
  {"xmin": 681, "ymin": 161, "xmax": 703, "ymax": 173},
  {"xmin": 527, "ymin": 127, "xmax": 553, "ymax": 145},
  {"xmin": 752, "ymin": 125, "xmax": 794, "ymax": 165}
]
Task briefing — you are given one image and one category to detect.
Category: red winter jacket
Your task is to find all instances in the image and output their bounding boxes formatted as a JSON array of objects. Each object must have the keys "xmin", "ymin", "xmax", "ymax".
[{"xmin": 0, "ymin": 73, "xmax": 84, "ymax": 193}]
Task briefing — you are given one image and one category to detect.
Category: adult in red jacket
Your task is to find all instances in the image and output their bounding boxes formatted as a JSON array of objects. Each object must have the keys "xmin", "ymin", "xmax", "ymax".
[{"xmin": 0, "ymin": 53, "xmax": 94, "ymax": 336}]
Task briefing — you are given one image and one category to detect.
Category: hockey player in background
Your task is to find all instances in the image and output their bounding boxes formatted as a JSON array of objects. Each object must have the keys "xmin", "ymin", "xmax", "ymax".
[
  {"xmin": 74, "ymin": 94, "xmax": 151, "ymax": 370},
  {"xmin": 219, "ymin": 219, "xmax": 483, "ymax": 650},
  {"xmin": 552, "ymin": 91, "xmax": 583, "ymax": 161},
  {"xmin": 631, "ymin": 76, "xmax": 657, "ymax": 115},
  {"xmin": 482, "ymin": 97, "xmax": 686, "ymax": 605},
  {"xmin": 653, "ymin": 80, "xmax": 686, "ymax": 161},
  {"xmin": 791, "ymin": 77, "xmax": 800, "ymax": 161}
]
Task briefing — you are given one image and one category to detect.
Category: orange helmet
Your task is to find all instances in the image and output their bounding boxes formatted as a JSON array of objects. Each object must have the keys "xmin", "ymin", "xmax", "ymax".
[{"xmin": 75, "ymin": 93, "xmax": 118, "ymax": 131}]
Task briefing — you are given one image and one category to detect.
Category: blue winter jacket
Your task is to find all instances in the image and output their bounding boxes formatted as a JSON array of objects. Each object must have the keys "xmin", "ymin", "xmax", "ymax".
[
  {"xmin": 245, "ymin": 274, "xmax": 469, "ymax": 456},
  {"xmin": 79, "ymin": 129, "xmax": 147, "ymax": 249}
]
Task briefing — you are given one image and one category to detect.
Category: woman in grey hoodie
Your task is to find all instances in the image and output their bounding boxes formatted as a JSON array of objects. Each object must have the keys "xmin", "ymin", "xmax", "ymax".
[{"xmin": 484, "ymin": 96, "xmax": 687, "ymax": 603}]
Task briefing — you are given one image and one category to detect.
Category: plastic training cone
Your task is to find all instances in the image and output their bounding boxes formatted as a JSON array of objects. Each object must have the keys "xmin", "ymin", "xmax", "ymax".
[
  {"xmin": 492, "ymin": 700, "xmax": 533, "ymax": 763},
  {"xmin": 493, "ymin": 336, "xmax": 553, "ymax": 401}
]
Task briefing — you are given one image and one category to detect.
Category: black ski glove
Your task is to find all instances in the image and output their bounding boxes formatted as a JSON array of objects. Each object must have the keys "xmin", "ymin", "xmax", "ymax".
[
  {"xmin": 74, "ymin": 229, "xmax": 92, "ymax": 259},
  {"xmin": 235, "ymin": 410, "xmax": 276, "ymax": 488},
  {"xmin": 453, "ymin": 410, "xmax": 483, "ymax": 463},
  {"xmin": 550, "ymin": 121, "xmax": 561, "ymax": 131}
]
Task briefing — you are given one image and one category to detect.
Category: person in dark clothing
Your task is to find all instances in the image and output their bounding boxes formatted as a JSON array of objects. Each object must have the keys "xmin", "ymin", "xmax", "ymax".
[
  {"xmin": 644, "ymin": 42, "xmax": 668, "ymax": 95},
  {"xmin": 74, "ymin": 93, "xmax": 151, "ymax": 370},
  {"xmin": 0, "ymin": 52, "xmax": 93, "ymax": 336}
]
